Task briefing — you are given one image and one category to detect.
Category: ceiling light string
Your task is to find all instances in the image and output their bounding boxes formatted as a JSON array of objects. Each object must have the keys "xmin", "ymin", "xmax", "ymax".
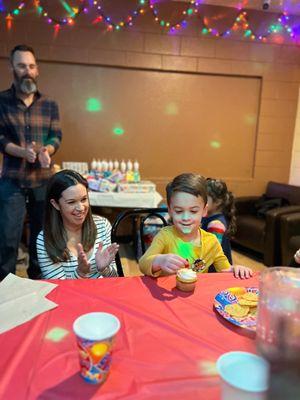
[
  {"xmin": 34, "ymin": 0, "xmax": 88, "ymax": 32},
  {"xmin": 0, "ymin": 1, "xmax": 26, "ymax": 30},
  {"xmin": 149, "ymin": 0, "xmax": 196, "ymax": 32},
  {"xmin": 192, "ymin": 4, "xmax": 297, "ymax": 43},
  {"xmin": 91, "ymin": 0, "xmax": 147, "ymax": 31}
]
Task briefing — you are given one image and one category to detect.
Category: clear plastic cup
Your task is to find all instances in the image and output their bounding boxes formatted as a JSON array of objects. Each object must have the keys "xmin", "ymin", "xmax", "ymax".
[
  {"xmin": 256, "ymin": 267, "xmax": 300, "ymax": 359},
  {"xmin": 256, "ymin": 267, "xmax": 300, "ymax": 399},
  {"xmin": 73, "ymin": 312, "xmax": 120, "ymax": 384}
]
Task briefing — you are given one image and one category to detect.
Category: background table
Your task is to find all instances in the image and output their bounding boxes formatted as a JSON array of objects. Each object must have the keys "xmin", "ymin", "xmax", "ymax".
[
  {"xmin": 89, "ymin": 191, "xmax": 163, "ymax": 208},
  {"xmin": 0, "ymin": 273, "xmax": 259, "ymax": 400}
]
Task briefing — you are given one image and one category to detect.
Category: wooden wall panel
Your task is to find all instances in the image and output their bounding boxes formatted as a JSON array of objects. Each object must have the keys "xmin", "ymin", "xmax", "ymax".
[
  {"xmin": 0, "ymin": 4, "xmax": 299, "ymax": 196},
  {"xmin": 0, "ymin": 61, "xmax": 261, "ymax": 186}
]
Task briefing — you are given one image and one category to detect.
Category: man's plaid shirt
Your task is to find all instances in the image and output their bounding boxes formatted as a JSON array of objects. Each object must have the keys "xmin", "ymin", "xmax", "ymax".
[{"xmin": 0, "ymin": 85, "xmax": 62, "ymax": 188}]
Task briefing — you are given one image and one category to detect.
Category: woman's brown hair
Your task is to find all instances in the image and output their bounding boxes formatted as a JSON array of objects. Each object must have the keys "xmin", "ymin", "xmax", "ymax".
[{"xmin": 43, "ymin": 169, "xmax": 96, "ymax": 262}]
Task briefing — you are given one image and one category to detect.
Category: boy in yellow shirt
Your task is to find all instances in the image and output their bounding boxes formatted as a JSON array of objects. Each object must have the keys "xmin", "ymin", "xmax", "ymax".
[{"xmin": 139, "ymin": 173, "xmax": 252, "ymax": 279}]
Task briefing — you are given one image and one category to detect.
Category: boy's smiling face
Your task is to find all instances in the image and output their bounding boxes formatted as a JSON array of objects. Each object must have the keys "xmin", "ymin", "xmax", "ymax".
[{"xmin": 169, "ymin": 191, "xmax": 208, "ymax": 237}]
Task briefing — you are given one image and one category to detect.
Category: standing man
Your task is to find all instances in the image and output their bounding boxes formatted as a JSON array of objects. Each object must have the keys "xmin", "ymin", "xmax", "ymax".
[{"xmin": 0, "ymin": 44, "xmax": 62, "ymax": 279}]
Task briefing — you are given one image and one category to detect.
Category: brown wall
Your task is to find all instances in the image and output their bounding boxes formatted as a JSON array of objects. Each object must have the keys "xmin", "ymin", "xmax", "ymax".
[{"xmin": 0, "ymin": 4, "xmax": 299, "ymax": 197}]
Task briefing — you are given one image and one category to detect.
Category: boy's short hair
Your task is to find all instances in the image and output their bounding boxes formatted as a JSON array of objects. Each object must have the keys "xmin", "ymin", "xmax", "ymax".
[{"xmin": 166, "ymin": 173, "xmax": 207, "ymax": 206}]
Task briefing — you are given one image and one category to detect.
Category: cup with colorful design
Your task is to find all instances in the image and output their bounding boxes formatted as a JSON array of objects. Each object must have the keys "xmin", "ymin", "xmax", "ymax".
[{"xmin": 73, "ymin": 312, "xmax": 121, "ymax": 384}]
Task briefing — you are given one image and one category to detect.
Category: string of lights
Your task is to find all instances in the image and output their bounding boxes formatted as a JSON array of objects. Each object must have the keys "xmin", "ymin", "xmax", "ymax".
[
  {"xmin": 195, "ymin": 8, "xmax": 296, "ymax": 42},
  {"xmin": 92, "ymin": 0, "xmax": 147, "ymax": 31},
  {"xmin": 0, "ymin": 0, "xmax": 25, "ymax": 16},
  {"xmin": 149, "ymin": 0, "xmax": 195, "ymax": 32},
  {"xmin": 0, "ymin": 1, "xmax": 25, "ymax": 29},
  {"xmin": 34, "ymin": 0, "xmax": 87, "ymax": 30},
  {"xmin": 0, "ymin": 0, "xmax": 299, "ymax": 44}
]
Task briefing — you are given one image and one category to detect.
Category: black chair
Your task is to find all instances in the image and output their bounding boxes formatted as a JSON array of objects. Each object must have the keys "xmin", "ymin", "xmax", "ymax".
[
  {"xmin": 279, "ymin": 212, "xmax": 300, "ymax": 266},
  {"xmin": 111, "ymin": 208, "xmax": 169, "ymax": 276},
  {"xmin": 232, "ymin": 181, "xmax": 300, "ymax": 266}
]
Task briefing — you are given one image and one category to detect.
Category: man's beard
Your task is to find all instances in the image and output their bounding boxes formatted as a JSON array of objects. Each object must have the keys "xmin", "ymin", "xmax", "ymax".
[{"xmin": 14, "ymin": 71, "xmax": 37, "ymax": 95}]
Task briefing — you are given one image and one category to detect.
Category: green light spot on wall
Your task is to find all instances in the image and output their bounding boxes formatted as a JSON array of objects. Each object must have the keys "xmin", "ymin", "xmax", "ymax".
[
  {"xmin": 187, "ymin": 8, "xmax": 193, "ymax": 15},
  {"xmin": 86, "ymin": 98, "xmax": 102, "ymax": 112},
  {"xmin": 113, "ymin": 126, "xmax": 125, "ymax": 135},
  {"xmin": 13, "ymin": 9, "xmax": 20, "ymax": 15},
  {"xmin": 165, "ymin": 103, "xmax": 178, "ymax": 115},
  {"xmin": 245, "ymin": 114, "xmax": 256, "ymax": 125},
  {"xmin": 45, "ymin": 327, "xmax": 69, "ymax": 342},
  {"xmin": 210, "ymin": 141, "xmax": 221, "ymax": 149}
]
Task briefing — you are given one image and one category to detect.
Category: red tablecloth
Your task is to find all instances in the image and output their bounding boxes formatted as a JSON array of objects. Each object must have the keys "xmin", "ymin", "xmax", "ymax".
[{"xmin": 0, "ymin": 273, "xmax": 259, "ymax": 400}]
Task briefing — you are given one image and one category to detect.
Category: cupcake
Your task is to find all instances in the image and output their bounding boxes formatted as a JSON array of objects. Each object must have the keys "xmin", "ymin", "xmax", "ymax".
[{"xmin": 176, "ymin": 268, "xmax": 197, "ymax": 292}]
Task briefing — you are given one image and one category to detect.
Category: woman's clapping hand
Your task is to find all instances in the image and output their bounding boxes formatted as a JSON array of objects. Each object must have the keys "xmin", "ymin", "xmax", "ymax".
[
  {"xmin": 95, "ymin": 242, "xmax": 119, "ymax": 272},
  {"xmin": 77, "ymin": 243, "xmax": 91, "ymax": 276}
]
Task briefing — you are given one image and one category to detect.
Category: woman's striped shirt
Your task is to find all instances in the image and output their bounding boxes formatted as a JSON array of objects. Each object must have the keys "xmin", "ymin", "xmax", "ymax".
[{"xmin": 36, "ymin": 215, "xmax": 118, "ymax": 279}]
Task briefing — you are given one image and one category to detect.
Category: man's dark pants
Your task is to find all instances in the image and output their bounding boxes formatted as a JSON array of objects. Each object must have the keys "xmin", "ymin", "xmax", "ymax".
[{"xmin": 0, "ymin": 178, "xmax": 46, "ymax": 279}]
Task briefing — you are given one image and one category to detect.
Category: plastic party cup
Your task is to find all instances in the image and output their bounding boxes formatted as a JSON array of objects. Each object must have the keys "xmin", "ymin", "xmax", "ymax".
[
  {"xmin": 216, "ymin": 351, "xmax": 269, "ymax": 400},
  {"xmin": 73, "ymin": 312, "xmax": 121, "ymax": 384}
]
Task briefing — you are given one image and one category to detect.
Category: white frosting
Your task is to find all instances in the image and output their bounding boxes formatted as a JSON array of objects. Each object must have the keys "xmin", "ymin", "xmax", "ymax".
[{"xmin": 177, "ymin": 268, "xmax": 197, "ymax": 281}]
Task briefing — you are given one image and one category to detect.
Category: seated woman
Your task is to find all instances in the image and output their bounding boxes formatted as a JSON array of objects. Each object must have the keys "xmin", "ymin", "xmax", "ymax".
[{"xmin": 37, "ymin": 169, "xmax": 119, "ymax": 279}]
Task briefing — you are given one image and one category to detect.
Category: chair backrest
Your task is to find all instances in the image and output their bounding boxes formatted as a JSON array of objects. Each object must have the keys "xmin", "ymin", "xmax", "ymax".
[
  {"xmin": 111, "ymin": 207, "xmax": 169, "ymax": 276},
  {"xmin": 266, "ymin": 181, "xmax": 300, "ymax": 206}
]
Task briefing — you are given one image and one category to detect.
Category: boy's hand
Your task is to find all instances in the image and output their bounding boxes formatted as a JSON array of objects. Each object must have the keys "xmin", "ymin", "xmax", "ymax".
[
  {"xmin": 232, "ymin": 265, "xmax": 253, "ymax": 279},
  {"xmin": 152, "ymin": 254, "xmax": 189, "ymax": 274}
]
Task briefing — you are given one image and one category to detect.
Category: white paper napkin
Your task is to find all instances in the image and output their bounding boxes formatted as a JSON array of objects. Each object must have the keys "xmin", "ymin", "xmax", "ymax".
[{"xmin": 0, "ymin": 273, "xmax": 58, "ymax": 334}]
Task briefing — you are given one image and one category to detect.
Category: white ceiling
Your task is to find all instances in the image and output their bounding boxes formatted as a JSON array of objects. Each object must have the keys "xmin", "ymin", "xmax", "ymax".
[{"xmin": 175, "ymin": 1, "xmax": 300, "ymax": 15}]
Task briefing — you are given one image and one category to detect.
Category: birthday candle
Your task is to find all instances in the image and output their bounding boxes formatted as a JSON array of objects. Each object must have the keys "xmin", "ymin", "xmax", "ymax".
[
  {"xmin": 91, "ymin": 158, "xmax": 97, "ymax": 171},
  {"xmin": 120, "ymin": 160, "xmax": 126, "ymax": 173},
  {"xmin": 127, "ymin": 160, "xmax": 133, "ymax": 171},
  {"xmin": 113, "ymin": 160, "xmax": 119, "ymax": 171},
  {"xmin": 102, "ymin": 160, "xmax": 108, "ymax": 171},
  {"xmin": 97, "ymin": 159, "xmax": 102, "ymax": 172},
  {"xmin": 108, "ymin": 160, "xmax": 113, "ymax": 171}
]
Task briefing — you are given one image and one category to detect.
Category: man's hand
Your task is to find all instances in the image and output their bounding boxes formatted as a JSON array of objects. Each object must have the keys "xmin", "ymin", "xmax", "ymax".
[
  {"xmin": 152, "ymin": 254, "xmax": 189, "ymax": 275},
  {"xmin": 24, "ymin": 141, "xmax": 37, "ymax": 163},
  {"xmin": 38, "ymin": 146, "xmax": 51, "ymax": 168},
  {"xmin": 95, "ymin": 242, "xmax": 119, "ymax": 272},
  {"xmin": 232, "ymin": 265, "xmax": 253, "ymax": 279},
  {"xmin": 77, "ymin": 243, "xmax": 91, "ymax": 276}
]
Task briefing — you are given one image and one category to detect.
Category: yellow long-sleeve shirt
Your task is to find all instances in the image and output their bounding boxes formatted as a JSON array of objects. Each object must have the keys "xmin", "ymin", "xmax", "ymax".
[{"xmin": 139, "ymin": 225, "xmax": 231, "ymax": 276}]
